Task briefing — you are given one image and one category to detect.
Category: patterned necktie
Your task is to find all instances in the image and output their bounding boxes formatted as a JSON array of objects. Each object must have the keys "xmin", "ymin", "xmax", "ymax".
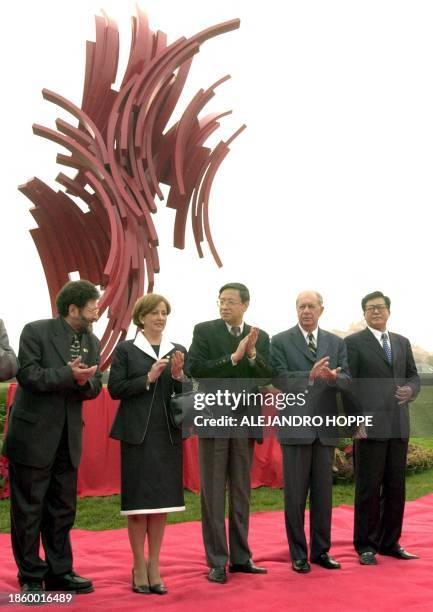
[
  {"xmin": 307, "ymin": 332, "xmax": 317, "ymax": 357},
  {"xmin": 70, "ymin": 333, "xmax": 81, "ymax": 360},
  {"xmin": 231, "ymin": 326, "xmax": 241, "ymax": 337},
  {"xmin": 381, "ymin": 332, "xmax": 392, "ymax": 365}
]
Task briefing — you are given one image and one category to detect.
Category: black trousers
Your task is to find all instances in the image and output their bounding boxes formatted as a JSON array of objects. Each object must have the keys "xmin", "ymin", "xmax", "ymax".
[
  {"xmin": 9, "ymin": 425, "xmax": 78, "ymax": 583},
  {"xmin": 353, "ymin": 438, "xmax": 408, "ymax": 554},
  {"xmin": 281, "ymin": 440, "xmax": 334, "ymax": 561}
]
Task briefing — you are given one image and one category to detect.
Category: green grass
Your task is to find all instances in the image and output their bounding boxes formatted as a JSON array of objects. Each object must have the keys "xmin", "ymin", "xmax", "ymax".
[
  {"xmin": 409, "ymin": 387, "xmax": 433, "ymax": 439},
  {"xmin": 1, "ymin": 463, "xmax": 433, "ymax": 534}
]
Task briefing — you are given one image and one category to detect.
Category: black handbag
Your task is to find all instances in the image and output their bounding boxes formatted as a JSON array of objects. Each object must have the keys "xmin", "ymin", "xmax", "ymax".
[
  {"xmin": 170, "ymin": 391, "xmax": 198, "ymax": 427},
  {"xmin": 170, "ymin": 389, "xmax": 212, "ymax": 427}
]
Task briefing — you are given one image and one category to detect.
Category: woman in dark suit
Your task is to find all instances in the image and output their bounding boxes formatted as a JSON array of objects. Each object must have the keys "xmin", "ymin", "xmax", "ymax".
[{"xmin": 108, "ymin": 294, "xmax": 187, "ymax": 595}]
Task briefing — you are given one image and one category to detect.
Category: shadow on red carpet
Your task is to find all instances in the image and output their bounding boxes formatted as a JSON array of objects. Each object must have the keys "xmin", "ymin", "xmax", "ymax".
[{"xmin": 1, "ymin": 495, "xmax": 433, "ymax": 611}]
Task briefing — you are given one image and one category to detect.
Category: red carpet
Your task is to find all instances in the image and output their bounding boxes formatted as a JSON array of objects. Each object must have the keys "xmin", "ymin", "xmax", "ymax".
[{"xmin": 1, "ymin": 495, "xmax": 433, "ymax": 610}]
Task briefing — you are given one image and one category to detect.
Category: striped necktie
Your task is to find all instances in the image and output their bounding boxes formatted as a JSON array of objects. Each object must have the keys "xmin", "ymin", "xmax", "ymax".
[
  {"xmin": 231, "ymin": 326, "xmax": 241, "ymax": 337},
  {"xmin": 307, "ymin": 332, "xmax": 316, "ymax": 357},
  {"xmin": 381, "ymin": 332, "xmax": 392, "ymax": 365}
]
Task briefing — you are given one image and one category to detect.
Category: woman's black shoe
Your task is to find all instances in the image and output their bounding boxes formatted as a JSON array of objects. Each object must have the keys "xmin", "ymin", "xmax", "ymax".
[
  {"xmin": 131, "ymin": 569, "xmax": 150, "ymax": 594},
  {"xmin": 149, "ymin": 583, "xmax": 167, "ymax": 595}
]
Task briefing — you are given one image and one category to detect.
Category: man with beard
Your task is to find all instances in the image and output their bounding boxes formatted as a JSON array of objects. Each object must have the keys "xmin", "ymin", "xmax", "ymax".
[{"xmin": 3, "ymin": 280, "xmax": 102, "ymax": 594}]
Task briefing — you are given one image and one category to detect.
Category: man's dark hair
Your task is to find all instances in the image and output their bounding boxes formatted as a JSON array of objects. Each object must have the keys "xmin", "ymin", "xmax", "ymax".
[
  {"xmin": 361, "ymin": 291, "xmax": 391, "ymax": 312},
  {"xmin": 219, "ymin": 282, "xmax": 250, "ymax": 303},
  {"xmin": 56, "ymin": 280, "xmax": 100, "ymax": 316}
]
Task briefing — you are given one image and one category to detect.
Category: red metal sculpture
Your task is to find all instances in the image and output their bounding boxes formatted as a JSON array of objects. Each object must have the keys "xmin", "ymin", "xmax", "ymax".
[{"xmin": 19, "ymin": 8, "xmax": 245, "ymax": 369}]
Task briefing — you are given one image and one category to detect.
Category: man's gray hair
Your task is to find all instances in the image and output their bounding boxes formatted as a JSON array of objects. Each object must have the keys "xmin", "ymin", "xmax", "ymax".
[{"xmin": 296, "ymin": 290, "xmax": 324, "ymax": 306}]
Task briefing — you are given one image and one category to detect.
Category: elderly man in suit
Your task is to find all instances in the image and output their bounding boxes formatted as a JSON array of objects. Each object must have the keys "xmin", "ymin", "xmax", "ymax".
[
  {"xmin": 0, "ymin": 319, "xmax": 18, "ymax": 381},
  {"xmin": 3, "ymin": 280, "xmax": 102, "ymax": 594},
  {"xmin": 188, "ymin": 282, "xmax": 272, "ymax": 584},
  {"xmin": 344, "ymin": 291, "xmax": 420, "ymax": 565},
  {"xmin": 270, "ymin": 290, "xmax": 350, "ymax": 573}
]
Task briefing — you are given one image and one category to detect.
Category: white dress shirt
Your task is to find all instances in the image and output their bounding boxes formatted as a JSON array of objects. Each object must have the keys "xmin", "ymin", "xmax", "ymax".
[
  {"xmin": 298, "ymin": 324, "xmax": 318, "ymax": 346},
  {"xmin": 367, "ymin": 325, "xmax": 390, "ymax": 348}
]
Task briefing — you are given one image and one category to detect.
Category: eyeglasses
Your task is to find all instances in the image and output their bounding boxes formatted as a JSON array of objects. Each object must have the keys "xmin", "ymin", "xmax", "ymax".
[
  {"xmin": 217, "ymin": 299, "xmax": 242, "ymax": 307},
  {"xmin": 365, "ymin": 305, "xmax": 388, "ymax": 312},
  {"xmin": 82, "ymin": 306, "xmax": 99, "ymax": 314}
]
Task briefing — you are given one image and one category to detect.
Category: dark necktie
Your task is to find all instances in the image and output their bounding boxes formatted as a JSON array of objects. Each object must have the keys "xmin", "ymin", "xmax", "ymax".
[
  {"xmin": 231, "ymin": 326, "xmax": 241, "ymax": 337},
  {"xmin": 381, "ymin": 332, "xmax": 392, "ymax": 365},
  {"xmin": 70, "ymin": 333, "xmax": 81, "ymax": 360},
  {"xmin": 307, "ymin": 332, "xmax": 316, "ymax": 357}
]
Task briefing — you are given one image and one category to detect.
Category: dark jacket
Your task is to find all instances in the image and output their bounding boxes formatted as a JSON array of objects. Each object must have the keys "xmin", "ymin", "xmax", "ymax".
[
  {"xmin": 188, "ymin": 319, "xmax": 271, "ymax": 381},
  {"xmin": 187, "ymin": 319, "xmax": 272, "ymax": 438},
  {"xmin": 343, "ymin": 328, "xmax": 420, "ymax": 439},
  {"xmin": 108, "ymin": 338, "xmax": 187, "ymax": 445},
  {"xmin": 3, "ymin": 317, "xmax": 102, "ymax": 468}
]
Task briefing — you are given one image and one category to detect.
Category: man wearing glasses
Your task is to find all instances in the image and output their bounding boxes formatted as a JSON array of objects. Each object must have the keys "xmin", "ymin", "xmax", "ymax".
[
  {"xmin": 344, "ymin": 291, "xmax": 420, "ymax": 565},
  {"xmin": 188, "ymin": 282, "xmax": 271, "ymax": 584},
  {"xmin": 3, "ymin": 280, "xmax": 102, "ymax": 594}
]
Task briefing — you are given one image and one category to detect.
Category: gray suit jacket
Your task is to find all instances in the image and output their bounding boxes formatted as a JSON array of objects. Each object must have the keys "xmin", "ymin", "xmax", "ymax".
[
  {"xmin": 270, "ymin": 325, "xmax": 351, "ymax": 445},
  {"xmin": 0, "ymin": 319, "xmax": 18, "ymax": 381}
]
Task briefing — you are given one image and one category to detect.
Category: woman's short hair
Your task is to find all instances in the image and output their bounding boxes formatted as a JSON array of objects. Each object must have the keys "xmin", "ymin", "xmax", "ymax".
[{"xmin": 132, "ymin": 294, "xmax": 171, "ymax": 328}]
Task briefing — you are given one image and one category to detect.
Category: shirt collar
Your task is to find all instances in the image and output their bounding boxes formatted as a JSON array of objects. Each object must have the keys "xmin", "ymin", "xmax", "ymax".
[
  {"xmin": 298, "ymin": 324, "xmax": 318, "ymax": 343},
  {"xmin": 367, "ymin": 325, "xmax": 389, "ymax": 343},
  {"xmin": 225, "ymin": 321, "xmax": 245, "ymax": 334},
  {"xmin": 133, "ymin": 331, "xmax": 175, "ymax": 361},
  {"xmin": 61, "ymin": 317, "xmax": 82, "ymax": 340}
]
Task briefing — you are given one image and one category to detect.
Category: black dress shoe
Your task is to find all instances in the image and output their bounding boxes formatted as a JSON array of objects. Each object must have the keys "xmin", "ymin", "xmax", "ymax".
[
  {"xmin": 229, "ymin": 559, "xmax": 267, "ymax": 574},
  {"xmin": 149, "ymin": 583, "xmax": 168, "ymax": 595},
  {"xmin": 311, "ymin": 553, "xmax": 341, "ymax": 569},
  {"xmin": 359, "ymin": 551, "xmax": 377, "ymax": 565},
  {"xmin": 207, "ymin": 567, "xmax": 227, "ymax": 584},
  {"xmin": 20, "ymin": 582, "xmax": 44, "ymax": 593},
  {"xmin": 45, "ymin": 571, "xmax": 93, "ymax": 594},
  {"xmin": 292, "ymin": 559, "xmax": 311, "ymax": 573},
  {"xmin": 131, "ymin": 569, "xmax": 150, "ymax": 594},
  {"xmin": 380, "ymin": 547, "xmax": 419, "ymax": 560}
]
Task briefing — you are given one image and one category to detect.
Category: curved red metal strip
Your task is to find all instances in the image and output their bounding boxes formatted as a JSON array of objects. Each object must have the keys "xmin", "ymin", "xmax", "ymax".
[
  {"xmin": 42, "ymin": 89, "xmax": 108, "ymax": 165},
  {"xmin": 20, "ymin": 10, "xmax": 244, "ymax": 369}
]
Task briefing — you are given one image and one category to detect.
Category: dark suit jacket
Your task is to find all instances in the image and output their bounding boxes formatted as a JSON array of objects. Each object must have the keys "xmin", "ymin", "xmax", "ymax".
[
  {"xmin": 343, "ymin": 328, "xmax": 420, "ymax": 439},
  {"xmin": 270, "ymin": 325, "xmax": 351, "ymax": 445},
  {"xmin": 3, "ymin": 317, "xmax": 102, "ymax": 468},
  {"xmin": 187, "ymin": 319, "xmax": 272, "ymax": 436},
  {"xmin": 108, "ymin": 338, "xmax": 187, "ymax": 445}
]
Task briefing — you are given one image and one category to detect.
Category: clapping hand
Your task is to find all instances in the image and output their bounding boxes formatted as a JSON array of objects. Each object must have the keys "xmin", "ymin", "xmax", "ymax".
[
  {"xmin": 68, "ymin": 356, "xmax": 97, "ymax": 386},
  {"xmin": 310, "ymin": 356, "xmax": 341, "ymax": 382},
  {"xmin": 171, "ymin": 351, "xmax": 185, "ymax": 380},
  {"xmin": 246, "ymin": 327, "xmax": 259, "ymax": 358},
  {"xmin": 147, "ymin": 358, "xmax": 170, "ymax": 384},
  {"xmin": 319, "ymin": 365, "xmax": 341, "ymax": 382},
  {"xmin": 309, "ymin": 357, "xmax": 330, "ymax": 380},
  {"xmin": 232, "ymin": 327, "xmax": 259, "ymax": 364}
]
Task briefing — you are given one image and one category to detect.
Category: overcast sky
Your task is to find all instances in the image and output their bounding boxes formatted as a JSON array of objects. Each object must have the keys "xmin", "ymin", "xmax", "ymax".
[{"xmin": 2, "ymin": 0, "xmax": 432, "ymax": 354}]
